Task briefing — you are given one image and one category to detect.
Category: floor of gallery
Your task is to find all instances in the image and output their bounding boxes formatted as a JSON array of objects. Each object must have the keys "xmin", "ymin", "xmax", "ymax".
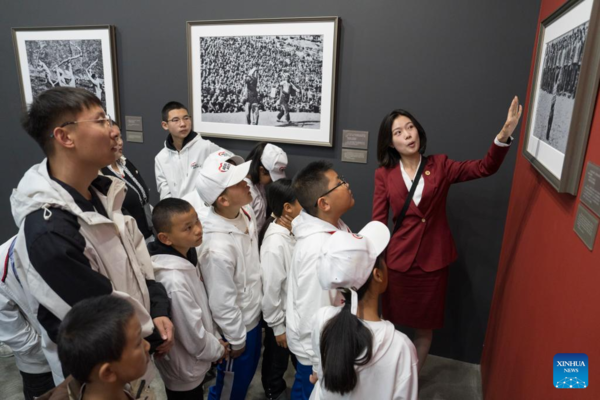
[{"xmin": 1, "ymin": 351, "xmax": 482, "ymax": 400}]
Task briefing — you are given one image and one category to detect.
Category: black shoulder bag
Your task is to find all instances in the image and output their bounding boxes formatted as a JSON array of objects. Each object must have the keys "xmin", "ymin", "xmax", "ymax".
[{"xmin": 392, "ymin": 157, "xmax": 427, "ymax": 235}]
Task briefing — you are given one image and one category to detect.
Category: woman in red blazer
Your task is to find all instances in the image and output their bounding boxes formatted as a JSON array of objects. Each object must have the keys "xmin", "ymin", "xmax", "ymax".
[{"xmin": 372, "ymin": 97, "xmax": 522, "ymax": 372}]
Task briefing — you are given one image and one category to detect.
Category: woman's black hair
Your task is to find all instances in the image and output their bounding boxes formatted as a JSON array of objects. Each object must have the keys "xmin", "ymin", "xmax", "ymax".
[
  {"xmin": 258, "ymin": 178, "xmax": 296, "ymax": 248},
  {"xmin": 376, "ymin": 109, "xmax": 427, "ymax": 168},
  {"xmin": 319, "ymin": 256, "xmax": 384, "ymax": 395},
  {"xmin": 247, "ymin": 141, "xmax": 268, "ymax": 184}
]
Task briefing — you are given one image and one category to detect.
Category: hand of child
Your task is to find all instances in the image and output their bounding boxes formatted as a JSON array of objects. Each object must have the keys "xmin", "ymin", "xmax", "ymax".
[
  {"xmin": 230, "ymin": 344, "xmax": 246, "ymax": 359},
  {"xmin": 309, "ymin": 372, "xmax": 318, "ymax": 384},
  {"xmin": 217, "ymin": 339, "xmax": 230, "ymax": 363},
  {"xmin": 153, "ymin": 317, "xmax": 175, "ymax": 355},
  {"xmin": 275, "ymin": 332, "xmax": 288, "ymax": 349},
  {"xmin": 278, "ymin": 214, "xmax": 293, "ymax": 231}
]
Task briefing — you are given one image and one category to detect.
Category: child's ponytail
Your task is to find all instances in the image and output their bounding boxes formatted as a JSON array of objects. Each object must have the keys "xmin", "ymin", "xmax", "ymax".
[{"xmin": 319, "ymin": 260, "xmax": 381, "ymax": 394}]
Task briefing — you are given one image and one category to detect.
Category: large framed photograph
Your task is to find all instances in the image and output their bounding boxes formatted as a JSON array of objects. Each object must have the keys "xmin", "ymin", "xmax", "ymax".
[
  {"xmin": 187, "ymin": 17, "xmax": 339, "ymax": 147},
  {"xmin": 12, "ymin": 25, "xmax": 120, "ymax": 122},
  {"xmin": 523, "ymin": 0, "xmax": 600, "ymax": 194}
]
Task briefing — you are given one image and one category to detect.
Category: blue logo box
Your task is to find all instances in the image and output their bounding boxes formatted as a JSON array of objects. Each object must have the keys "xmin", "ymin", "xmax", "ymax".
[{"xmin": 554, "ymin": 353, "xmax": 588, "ymax": 389}]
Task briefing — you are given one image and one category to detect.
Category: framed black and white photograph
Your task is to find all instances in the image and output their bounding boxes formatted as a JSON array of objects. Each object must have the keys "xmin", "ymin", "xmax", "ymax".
[
  {"xmin": 12, "ymin": 25, "xmax": 120, "ymax": 122},
  {"xmin": 523, "ymin": 0, "xmax": 600, "ymax": 194},
  {"xmin": 187, "ymin": 17, "xmax": 339, "ymax": 147}
]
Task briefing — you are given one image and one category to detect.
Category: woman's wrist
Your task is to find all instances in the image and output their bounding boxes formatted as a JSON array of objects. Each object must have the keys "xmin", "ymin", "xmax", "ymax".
[{"xmin": 496, "ymin": 131, "xmax": 510, "ymax": 143}]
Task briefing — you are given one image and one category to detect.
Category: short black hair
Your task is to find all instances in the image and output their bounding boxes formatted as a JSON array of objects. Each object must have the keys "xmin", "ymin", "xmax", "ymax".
[
  {"xmin": 292, "ymin": 160, "xmax": 332, "ymax": 217},
  {"xmin": 266, "ymin": 178, "xmax": 296, "ymax": 218},
  {"xmin": 21, "ymin": 87, "xmax": 103, "ymax": 156},
  {"xmin": 161, "ymin": 101, "xmax": 188, "ymax": 122},
  {"xmin": 152, "ymin": 198, "xmax": 193, "ymax": 234},
  {"xmin": 247, "ymin": 142, "xmax": 268, "ymax": 184},
  {"xmin": 376, "ymin": 109, "xmax": 427, "ymax": 168},
  {"xmin": 57, "ymin": 295, "xmax": 135, "ymax": 383}
]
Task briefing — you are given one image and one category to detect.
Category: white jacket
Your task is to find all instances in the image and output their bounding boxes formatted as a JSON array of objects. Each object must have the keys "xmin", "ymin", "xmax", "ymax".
[
  {"xmin": 260, "ymin": 222, "xmax": 295, "ymax": 336},
  {"xmin": 155, "ymin": 132, "xmax": 221, "ymax": 200},
  {"xmin": 198, "ymin": 206, "xmax": 262, "ymax": 350},
  {"xmin": 310, "ymin": 306, "xmax": 418, "ymax": 400},
  {"xmin": 150, "ymin": 243, "xmax": 224, "ymax": 391},
  {"xmin": 0, "ymin": 236, "xmax": 51, "ymax": 374},
  {"xmin": 245, "ymin": 179, "xmax": 267, "ymax": 233},
  {"xmin": 286, "ymin": 211, "xmax": 350, "ymax": 367},
  {"xmin": 10, "ymin": 160, "xmax": 156, "ymax": 383}
]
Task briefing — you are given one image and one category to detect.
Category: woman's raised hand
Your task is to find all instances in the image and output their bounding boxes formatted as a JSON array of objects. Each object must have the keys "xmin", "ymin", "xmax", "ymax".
[{"xmin": 497, "ymin": 96, "xmax": 523, "ymax": 143}]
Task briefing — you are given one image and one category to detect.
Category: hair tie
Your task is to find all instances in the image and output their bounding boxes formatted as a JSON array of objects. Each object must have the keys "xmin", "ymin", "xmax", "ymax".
[
  {"xmin": 349, "ymin": 288, "xmax": 358, "ymax": 316},
  {"xmin": 339, "ymin": 287, "xmax": 358, "ymax": 316}
]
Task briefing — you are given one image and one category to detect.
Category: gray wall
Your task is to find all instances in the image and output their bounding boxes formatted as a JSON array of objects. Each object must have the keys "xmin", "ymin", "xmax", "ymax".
[{"xmin": 0, "ymin": 0, "xmax": 541, "ymax": 363}]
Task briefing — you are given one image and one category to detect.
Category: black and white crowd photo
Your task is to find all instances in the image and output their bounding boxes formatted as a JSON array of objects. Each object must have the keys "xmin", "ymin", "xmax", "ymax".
[
  {"xmin": 24, "ymin": 39, "xmax": 107, "ymax": 108},
  {"xmin": 199, "ymin": 35, "xmax": 323, "ymax": 129},
  {"xmin": 532, "ymin": 21, "xmax": 588, "ymax": 154}
]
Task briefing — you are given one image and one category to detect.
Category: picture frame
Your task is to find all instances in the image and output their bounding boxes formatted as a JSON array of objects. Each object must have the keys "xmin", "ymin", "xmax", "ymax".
[
  {"xmin": 522, "ymin": 0, "xmax": 600, "ymax": 194},
  {"xmin": 187, "ymin": 17, "xmax": 339, "ymax": 147},
  {"xmin": 12, "ymin": 25, "xmax": 121, "ymax": 123}
]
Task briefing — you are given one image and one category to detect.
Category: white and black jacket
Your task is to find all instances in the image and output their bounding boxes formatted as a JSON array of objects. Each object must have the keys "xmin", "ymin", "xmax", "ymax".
[
  {"xmin": 10, "ymin": 160, "xmax": 170, "ymax": 382},
  {"xmin": 0, "ymin": 236, "xmax": 51, "ymax": 375},
  {"xmin": 149, "ymin": 241, "xmax": 224, "ymax": 391},
  {"xmin": 286, "ymin": 211, "xmax": 350, "ymax": 367},
  {"xmin": 155, "ymin": 131, "xmax": 222, "ymax": 200},
  {"xmin": 260, "ymin": 221, "xmax": 295, "ymax": 336},
  {"xmin": 197, "ymin": 206, "xmax": 262, "ymax": 350}
]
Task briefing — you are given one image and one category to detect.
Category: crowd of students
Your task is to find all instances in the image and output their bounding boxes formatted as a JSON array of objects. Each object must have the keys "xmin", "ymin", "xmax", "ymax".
[
  {"xmin": 1, "ymin": 85, "xmax": 522, "ymax": 400},
  {"xmin": 0, "ymin": 86, "xmax": 414, "ymax": 400}
]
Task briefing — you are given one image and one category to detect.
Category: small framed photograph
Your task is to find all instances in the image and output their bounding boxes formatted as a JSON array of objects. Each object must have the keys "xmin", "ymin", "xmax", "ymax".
[
  {"xmin": 12, "ymin": 25, "xmax": 120, "ymax": 122},
  {"xmin": 187, "ymin": 17, "xmax": 339, "ymax": 147},
  {"xmin": 522, "ymin": 0, "xmax": 600, "ymax": 194}
]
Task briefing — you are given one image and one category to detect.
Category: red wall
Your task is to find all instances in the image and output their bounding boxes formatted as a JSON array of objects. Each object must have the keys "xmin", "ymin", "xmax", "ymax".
[{"xmin": 481, "ymin": 0, "xmax": 600, "ymax": 398}]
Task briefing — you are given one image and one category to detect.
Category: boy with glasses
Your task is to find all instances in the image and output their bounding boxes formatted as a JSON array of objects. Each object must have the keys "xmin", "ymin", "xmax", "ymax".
[
  {"xmin": 155, "ymin": 101, "xmax": 224, "ymax": 200},
  {"xmin": 10, "ymin": 87, "xmax": 174, "ymax": 392},
  {"xmin": 286, "ymin": 161, "xmax": 355, "ymax": 400}
]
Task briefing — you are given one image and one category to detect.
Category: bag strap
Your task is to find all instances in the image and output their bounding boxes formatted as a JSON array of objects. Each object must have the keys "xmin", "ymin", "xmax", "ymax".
[{"xmin": 392, "ymin": 156, "xmax": 427, "ymax": 235}]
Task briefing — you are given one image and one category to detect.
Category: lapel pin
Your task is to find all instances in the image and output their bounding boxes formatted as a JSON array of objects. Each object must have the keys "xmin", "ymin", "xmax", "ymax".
[{"xmin": 425, "ymin": 171, "xmax": 431, "ymax": 176}]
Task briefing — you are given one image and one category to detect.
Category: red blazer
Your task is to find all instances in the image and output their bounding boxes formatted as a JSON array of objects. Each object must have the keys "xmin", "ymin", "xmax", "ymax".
[{"xmin": 372, "ymin": 142, "xmax": 510, "ymax": 272}]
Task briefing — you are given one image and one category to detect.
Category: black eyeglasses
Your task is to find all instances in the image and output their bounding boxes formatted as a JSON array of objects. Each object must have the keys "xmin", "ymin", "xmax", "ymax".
[{"xmin": 314, "ymin": 176, "xmax": 348, "ymax": 207}]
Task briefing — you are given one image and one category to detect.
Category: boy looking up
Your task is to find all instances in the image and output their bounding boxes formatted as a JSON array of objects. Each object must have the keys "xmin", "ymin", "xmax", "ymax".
[
  {"xmin": 11, "ymin": 87, "xmax": 173, "ymax": 385},
  {"xmin": 286, "ymin": 161, "xmax": 355, "ymax": 400},
  {"xmin": 155, "ymin": 101, "xmax": 223, "ymax": 200},
  {"xmin": 181, "ymin": 149, "xmax": 244, "ymax": 223},
  {"xmin": 148, "ymin": 198, "xmax": 229, "ymax": 399},
  {"xmin": 41, "ymin": 295, "xmax": 150, "ymax": 400},
  {"xmin": 196, "ymin": 152, "xmax": 263, "ymax": 399}
]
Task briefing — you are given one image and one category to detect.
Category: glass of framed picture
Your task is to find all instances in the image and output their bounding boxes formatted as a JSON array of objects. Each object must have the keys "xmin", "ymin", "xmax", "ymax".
[
  {"xmin": 12, "ymin": 25, "xmax": 120, "ymax": 123},
  {"xmin": 522, "ymin": 0, "xmax": 600, "ymax": 194},
  {"xmin": 187, "ymin": 17, "xmax": 339, "ymax": 147}
]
